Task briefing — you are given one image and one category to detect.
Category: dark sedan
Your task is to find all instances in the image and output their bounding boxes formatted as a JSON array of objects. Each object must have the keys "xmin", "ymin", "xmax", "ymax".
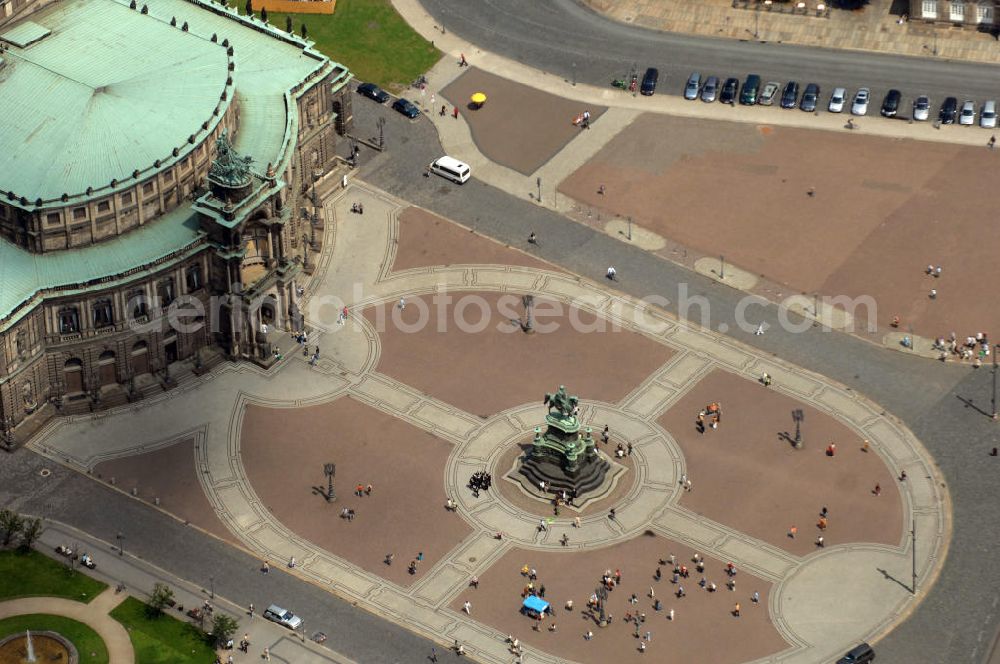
[
  {"xmin": 357, "ymin": 82, "xmax": 390, "ymax": 104},
  {"xmin": 392, "ymin": 98, "xmax": 420, "ymax": 119},
  {"xmin": 881, "ymin": 89, "xmax": 901, "ymax": 117},
  {"xmin": 720, "ymin": 78, "xmax": 739, "ymax": 105},
  {"xmin": 780, "ymin": 81, "xmax": 799, "ymax": 109},
  {"xmin": 939, "ymin": 96, "xmax": 958, "ymax": 124}
]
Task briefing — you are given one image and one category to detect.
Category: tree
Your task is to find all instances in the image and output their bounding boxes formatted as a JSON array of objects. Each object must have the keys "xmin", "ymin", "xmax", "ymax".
[
  {"xmin": 17, "ymin": 517, "xmax": 43, "ymax": 551},
  {"xmin": 244, "ymin": 0, "xmax": 252, "ymax": 16},
  {"xmin": 210, "ymin": 613, "xmax": 239, "ymax": 648},
  {"xmin": 285, "ymin": 15, "xmax": 292, "ymax": 32},
  {"xmin": 260, "ymin": 6, "xmax": 267, "ymax": 23},
  {"xmin": 300, "ymin": 22, "xmax": 308, "ymax": 39},
  {"xmin": 0, "ymin": 509, "xmax": 22, "ymax": 547},
  {"xmin": 147, "ymin": 582, "xmax": 174, "ymax": 617}
]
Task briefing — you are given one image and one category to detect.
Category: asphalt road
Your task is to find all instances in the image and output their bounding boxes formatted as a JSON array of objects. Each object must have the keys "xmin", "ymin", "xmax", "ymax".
[
  {"xmin": 420, "ymin": 0, "xmax": 1000, "ymax": 122},
  {"xmin": 351, "ymin": 97, "xmax": 1000, "ymax": 663}
]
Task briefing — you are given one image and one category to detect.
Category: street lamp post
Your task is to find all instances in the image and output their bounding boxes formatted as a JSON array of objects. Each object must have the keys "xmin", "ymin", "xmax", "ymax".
[
  {"xmin": 324, "ymin": 463, "xmax": 336, "ymax": 502},
  {"xmin": 627, "ymin": 216, "xmax": 633, "ymax": 241},
  {"xmin": 536, "ymin": 177, "xmax": 542, "ymax": 203},
  {"xmin": 209, "ymin": 575, "xmax": 215, "ymax": 599},
  {"xmin": 792, "ymin": 409, "xmax": 804, "ymax": 449},
  {"xmin": 719, "ymin": 255, "xmax": 726, "ymax": 280},
  {"xmin": 572, "ymin": 62, "xmax": 576, "ymax": 86},
  {"xmin": 911, "ymin": 520, "xmax": 917, "ymax": 594},
  {"xmin": 116, "ymin": 532, "xmax": 124, "ymax": 557}
]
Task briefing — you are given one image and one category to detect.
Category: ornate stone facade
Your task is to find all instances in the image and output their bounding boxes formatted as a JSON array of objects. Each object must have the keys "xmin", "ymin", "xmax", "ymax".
[{"xmin": 0, "ymin": 0, "xmax": 354, "ymax": 448}]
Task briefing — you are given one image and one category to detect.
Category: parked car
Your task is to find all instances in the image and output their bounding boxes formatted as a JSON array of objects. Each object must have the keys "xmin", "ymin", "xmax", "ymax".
[
  {"xmin": 836, "ymin": 642, "xmax": 875, "ymax": 664},
  {"xmin": 780, "ymin": 81, "xmax": 799, "ymax": 109},
  {"xmin": 851, "ymin": 88, "xmax": 870, "ymax": 116},
  {"xmin": 800, "ymin": 83, "xmax": 820, "ymax": 112},
  {"xmin": 880, "ymin": 89, "xmax": 901, "ymax": 117},
  {"xmin": 356, "ymin": 82, "xmax": 390, "ymax": 104},
  {"xmin": 828, "ymin": 87, "xmax": 846, "ymax": 113},
  {"xmin": 701, "ymin": 76, "xmax": 719, "ymax": 103},
  {"xmin": 939, "ymin": 97, "xmax": 958, "ymax": 124},
  {"xmin": 684, "ymin": 72, "xmax": 701, "ymax": 100},
  {"xmin": 960, "ymin": 100, "xmax": 976, "ymax": 125},
  {"xmin": 640, "ymin": 67, "xmax": 659, "ymax": 96},
  {"xmin": 392, "ymin": 98, "xmax": 420, "ymax": 118},
  {"xmin": 912, "ymin": 95, "xmax": 931, "ymax": 121},
  {"xmin": 981, "ymin": 100, "xmax": 997, "ymax": 128},
  {"xmin": 264, "ymin": 604, "xmax": 303, "ymax": 630},
  {"xmin": 759, "ymin": 81, "xmax": 780, "ymax": 106},
  {"xmin": 720, "ymin": 77, "xmax": 739, "ymax": 105},
  {"xmin": 739, "ymin": 74, "xmax": 761, "ymax": 105}
]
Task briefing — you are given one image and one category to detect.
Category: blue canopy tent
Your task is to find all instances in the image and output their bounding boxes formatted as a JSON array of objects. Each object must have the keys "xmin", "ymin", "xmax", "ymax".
[{"xmin": 521, "ymin": 595, "xmax": 550, "ymax": 619}]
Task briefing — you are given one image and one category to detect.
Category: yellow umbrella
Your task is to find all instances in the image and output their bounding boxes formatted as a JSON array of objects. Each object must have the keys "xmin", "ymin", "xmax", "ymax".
[{"xmin": 471, "ymin": 92, "xmax": 487, "ymax": 105}]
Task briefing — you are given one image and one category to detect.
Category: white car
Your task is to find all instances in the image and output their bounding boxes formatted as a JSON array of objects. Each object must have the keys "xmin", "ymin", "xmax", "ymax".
[
  {"xmin": 828, "ymin": 87, "xmax": 846, "ymax": 113},
  {"xmin": 982, "ymin": 100, "xmax": 997, "ymax": 128},
  {"xmin": 912, "ymin": 95, "xmax": 930, "ymax": 122},
  {"xmin": 759, "ymin": 81, "xmax": 780, "ymax": 106},
  {"xmin": 960, "ymin": 100, "xmax": 976, "ymax": 126},
  {"xmin": 851, "ymin": 88, "xmax": 870, "ymax": 116},
  {"xmin": 264, "ymin": 604, "xmax": 303, "ymax": 630}
]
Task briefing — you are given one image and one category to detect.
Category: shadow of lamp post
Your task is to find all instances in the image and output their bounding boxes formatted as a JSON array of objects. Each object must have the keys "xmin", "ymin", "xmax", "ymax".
[
  {"xmin": 324, "ymin": 463, "xmax": 336, "ymax": 502},
  {"xmin": 792, "ymin": 409, "xmax": 804, "ymax": 449}
]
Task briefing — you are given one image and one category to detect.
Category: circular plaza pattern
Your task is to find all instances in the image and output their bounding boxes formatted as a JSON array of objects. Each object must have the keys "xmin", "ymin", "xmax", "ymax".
[{"xmin": 31, "ymin": 187, "xmax": 950, "ymax": 664}]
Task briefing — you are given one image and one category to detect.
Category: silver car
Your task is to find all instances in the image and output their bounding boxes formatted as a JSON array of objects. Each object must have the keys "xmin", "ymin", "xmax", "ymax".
[
  {"xmin": 264, "ymin": 604, "xmax": 303, "ymax": 630},
  {"xmin": 851, "ymin": 88, "xmax": 870, "ymax": 116},
  {"xmin": 912, "ymin": 95, "xmax": 930, "ymax": 122},
  {"xmin": 960, "ymin": 100, "xmax": 976, "ymax": 126},
  {"xmin": 828, "ymin": 87, "xmax": 846, "ymax": 113},
  {"xmin": 701, "ymin": 76, "xmax": 719, "ymax": 103},
  {"xmin": 759, "ymin": 81, "xmax": 780, "ymax": 106},
  {"xmin": 981, "ymin": 100, "xmax": 997, "ymax": 128},
  {"xmin": 684, "ymin": 73, "xmax": 701, "ymax": 100}
]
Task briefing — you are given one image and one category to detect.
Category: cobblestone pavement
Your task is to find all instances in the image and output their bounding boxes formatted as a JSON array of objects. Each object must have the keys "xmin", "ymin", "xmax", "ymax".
[{"xmin": 27, "ymin": 182, "xmax": 947, "ymax": 663}]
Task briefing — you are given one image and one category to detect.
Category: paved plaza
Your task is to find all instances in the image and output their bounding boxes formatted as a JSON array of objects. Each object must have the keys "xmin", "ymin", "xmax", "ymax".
[{"xmin": 28, "ymin": 184, "xmax": 946, "ymax": 663}]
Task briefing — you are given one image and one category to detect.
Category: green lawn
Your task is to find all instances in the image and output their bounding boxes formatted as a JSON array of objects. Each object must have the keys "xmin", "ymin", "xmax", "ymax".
[
  {"xmin": 0, "ymin": 614, "xmax": 109, "ymax": 663},
  {"xmin": 241, "ymin": 0, "xmax": 442, "ymax": 91},
  {"xmin": 0, "ymin": 549, "xmax": 106, "ymax": 602},
  {"xmin": 110, "ymin": 597, "xmax": 216, "ymax": 664}
]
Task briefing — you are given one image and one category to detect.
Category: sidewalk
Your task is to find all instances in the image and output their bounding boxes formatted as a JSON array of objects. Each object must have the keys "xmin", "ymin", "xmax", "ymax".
[
  {"xmin": 35, "ymin": 520, "xmax": 356, "ymax": 664},
  {"xmin": 581, "ymin": 0, "xmax": 1000, "ymax": 65}
]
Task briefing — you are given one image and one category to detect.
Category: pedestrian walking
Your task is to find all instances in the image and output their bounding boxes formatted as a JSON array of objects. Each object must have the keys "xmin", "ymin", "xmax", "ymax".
[
  {"xmin": 788, "ymin": 525, "xmax": 797, "ymax": 538},
  {"xmin": 430, "ymin": 93, "xmax": 435, "ymax": 110},
  {"xmin": 463, "ymin": 600, "xmax": 472, "ymax": 615},
  {"xmin": 430, "ymin": 647, "xmax": 438, "ymax": 662},
  {"xmin": 573, "ymin": 516, "xmax": 581, "ymax": 528},
  {"xmin": 754, "ymin": 323, "xmax": 764, "ymax": 335},
  {"xmin": 399, "ymin": 297, "xmax": 406, "ymax": 310},
  {"xmin": 606, "ymin": 265, "xmax": 617, "ymax": 280},
  {"xmin": 990, "ymin": 135, "xmax": 996, "ymax": 149},
  {"xmin": 639, "ymin": 641, "xmax": 646, "ymax": 652},
  {"xmin": 645, "ymin": 631, "xmax": 651, "ymax": 641},
  {"xmin": 649, "ymin": 586, "xmax": 655, "ymax": 599},
  {"xmin": 538, "ymin": 518, "xmax": 547, "ymax": 532},
  {"xmin": 668, "ymin": 608, "xmax": 675, "ymax": 621},
  {"xmin": 816, "ymin": 535, "xmax": 825, "ymax": 547},
  {"xmin": 899, "ymin": 470, "xmax": 907, "ymax": 481},
  {"xmin": 248, "ymin": 603, "xmax": 254, "ymax": 618},
  {"xmin": 262, "ymin": 560, "xmax": 269, "ymax": 574},
  {"xmin": 598, "ymin": 184, "xmax": 606, "ymax": 195},
  {"xmin": 452, "ymin": 106, "xmax": 459, "ymax": 119},
  {"xmin": 734, "ymin": 603, "xmax": 741, "ymax": 617},
  {"xmin": 263, "ymin": 647, "xmax": 270, "ymax": 661},
  {"xmin": 752, "ymin": 591, "xmax": 760, "ymax": 604},
  {"xmin": 528, "ymin": 232, "xmax": 537, "ymax": 244},
  {"xmin": 873, "ymin": 483, "xmax": 882, "ymax": 496},
  {"xmin": 684, "ymin": 479, "xmax": 692, "ymax": 492}
]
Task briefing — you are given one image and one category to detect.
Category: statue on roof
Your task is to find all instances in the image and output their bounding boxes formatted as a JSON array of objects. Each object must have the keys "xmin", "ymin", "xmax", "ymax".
[{"xmin": 208, "ymin": 129, "xmax": 254, "ymax": 190}]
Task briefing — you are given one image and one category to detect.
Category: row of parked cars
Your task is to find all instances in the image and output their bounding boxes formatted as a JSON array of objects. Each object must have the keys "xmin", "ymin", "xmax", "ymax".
[
  {"xmin": 639, "ymin": 67, "xmax": 998, "ymax": 128},
  {"xmin": 357, "ymin": 81, "xmax": 421, "ymax": 118}
]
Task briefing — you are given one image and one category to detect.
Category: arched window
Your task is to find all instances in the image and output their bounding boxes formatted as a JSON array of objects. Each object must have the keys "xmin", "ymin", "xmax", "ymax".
[
  {"xmin": 157, "ymin": 278, "xmax": 175, "ymax": 306},
  {"xmin": 58, "ymin": 307, "xmax": 80, "ymax": 334},
  {"xmin": 127, "ymin": 290, "xmax": 148, "ymax": 320},
  {"xmin": 92, "ymin": 298, "xmax": 114, "ymax": 328},
  {"xmin": 186, "ymin": 264, "xmax": 203, "ymax": 292}
]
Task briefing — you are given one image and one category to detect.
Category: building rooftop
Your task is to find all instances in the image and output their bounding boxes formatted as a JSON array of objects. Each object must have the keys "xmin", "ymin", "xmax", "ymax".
[
  {"xmin": 0, "ymin": 0, "xmax": 350, "ymax": 322},
  {"xmin": 0, "ymin": 0, "xmax": 231, "ymax": 204}
]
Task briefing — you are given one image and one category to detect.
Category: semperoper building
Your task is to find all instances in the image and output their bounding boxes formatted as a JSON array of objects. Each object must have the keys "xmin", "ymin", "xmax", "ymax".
[{"xmin": 0, "ymin": 0, "xmax": 353, "ymax": 446}]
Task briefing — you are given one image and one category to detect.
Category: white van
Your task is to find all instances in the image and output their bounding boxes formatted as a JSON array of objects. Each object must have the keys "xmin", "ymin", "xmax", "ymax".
[{"xmin": 430, "ymin": 156, "xmax": 470, "ymax": 184}]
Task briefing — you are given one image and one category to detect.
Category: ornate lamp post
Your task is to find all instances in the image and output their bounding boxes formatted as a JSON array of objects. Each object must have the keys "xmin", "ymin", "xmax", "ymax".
[
  {"xmin": 1, "ymin": 416, "xmax": 15, "ymax": 450},
  {"xmin": 792, "ymin": 409, "xmax": 804, "ymax": 449},
  {"xmin": 522, "ymin": 295, "xmax": 534, "ymax": 333},
  {"xmin": 596, "ymin": 585, "xmax": 608, "ymax": 627},
  {"xmin": 116, "ymin": 532, "xmax": 125, "ymax": 557},
  {"xmin": 323, "ymin": 463, "xmax": 336, "ymax": 502}
]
